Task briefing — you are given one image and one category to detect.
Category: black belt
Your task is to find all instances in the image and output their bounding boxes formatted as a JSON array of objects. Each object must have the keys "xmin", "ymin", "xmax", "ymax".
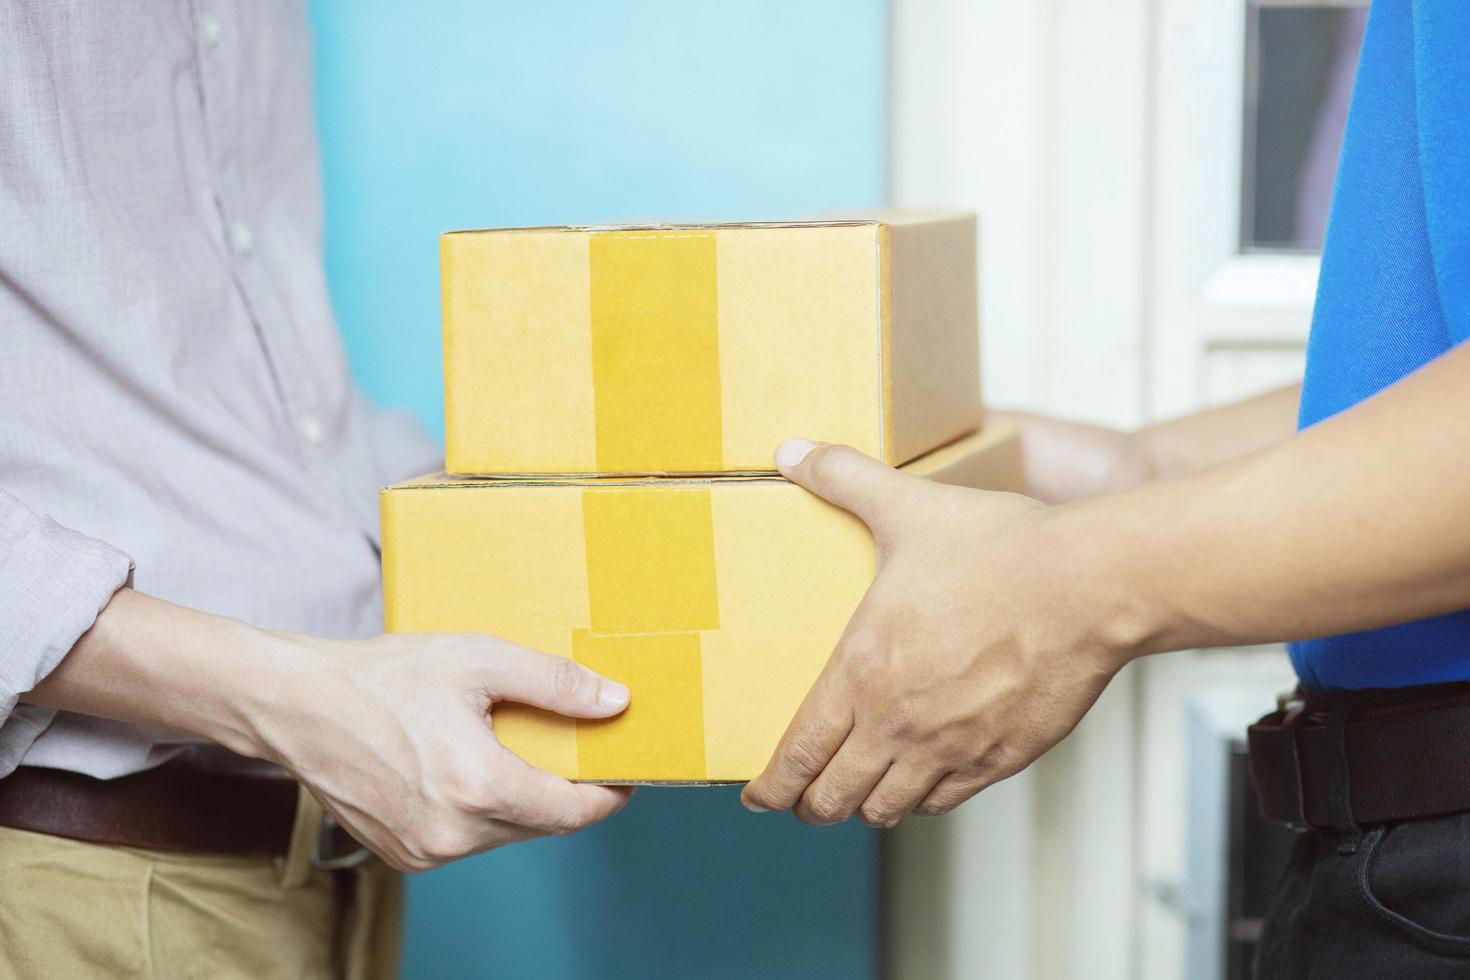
[{"xmin": 1247, "ymin": 680, "xmax": 1470, "ymax": 830}]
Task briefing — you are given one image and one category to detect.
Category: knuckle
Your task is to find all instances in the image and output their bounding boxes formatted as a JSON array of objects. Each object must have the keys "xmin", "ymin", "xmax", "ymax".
[
  {"xmin": 934, "ymin": 724, "xmax": 977, "ymax": 754},
  {"xmin": 440, "ymin": 769, "xmax": 494, "ymax": 814},
  {"xmin": 838, "ymin": 629, "xmax": 887, "ymax": 670},
  {"xmin": 916, "ymin": 786, "xmax": 972, "ymax": 817},
  {"xmin": 803, "ymin": 791, "xmax": 848, "ymax": 825},
  {"xmin": 970, "ymin": 747, "xmax": 1017, "ymax": 782},
  {"xmin": 411, "ymin": 822, "xmax": 473, "ymax": 863},
  {"xmin": 544, "ymin": 656, "xmax": 585, "ymax": 701},
  {"xmin": 805, "ymin": 445, "xmax": 845, "ymax": 485},
  {"xmin": 779, "ymin": 738, "xmax": 826, "ymax": 780},
  {"xmin": 546, "ymin": 807, "xmax": 587, "ymax": 837},
  {"xmin": 858, "ymin": 803, "xmax": 902, "ymax": 830},
  {"xmin": 883, "ymin": 700, "xmax": 927, "ymax": 741}
]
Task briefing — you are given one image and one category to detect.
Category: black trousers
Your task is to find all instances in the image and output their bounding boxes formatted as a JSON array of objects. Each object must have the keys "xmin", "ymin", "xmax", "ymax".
[{"xmin": 1257, "ymin": 811, "xmax": 1470, "ymax": 977}]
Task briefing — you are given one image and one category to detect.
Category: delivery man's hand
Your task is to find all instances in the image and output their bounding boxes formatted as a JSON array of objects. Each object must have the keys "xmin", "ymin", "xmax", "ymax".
[
  {"xmin": 26, "ymin": 590, "xmax": 634, "ymax": 871},
  {"xmin": 740, "ymin": 441, "xmax": 1122, "ymax": 827},
  {"xmin": 266, "ymin": 631, "xmax": 635, "ymax": 870}
]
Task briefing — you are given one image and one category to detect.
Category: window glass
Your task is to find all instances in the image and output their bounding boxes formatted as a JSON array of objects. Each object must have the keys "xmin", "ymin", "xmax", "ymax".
[{"xmin": 1241, "ymin": 3, "xmax": 1368, "ymax": 252}]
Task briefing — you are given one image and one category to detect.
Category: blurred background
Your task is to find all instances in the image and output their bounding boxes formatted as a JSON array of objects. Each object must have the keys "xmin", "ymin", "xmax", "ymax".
[{"xmin": 308, "ymin": 1, "xmax": 1368, "ymax": 977}]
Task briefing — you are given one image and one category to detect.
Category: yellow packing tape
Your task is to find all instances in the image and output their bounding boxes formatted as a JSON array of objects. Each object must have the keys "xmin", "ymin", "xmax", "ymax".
[
  {"xmin": 580, "ymin": 487, "xmax": 720, "ymax": 635},
  {"xmin": 576, "ymin": 486, "xmax": 721, "ymax": 779},
  {"xmin": 589, "ymin": 231, "xmax": 723, "ymax": 472},
  {"xmin": 573, "ymin": 630, "xmax": 707, "ymax": 781}
]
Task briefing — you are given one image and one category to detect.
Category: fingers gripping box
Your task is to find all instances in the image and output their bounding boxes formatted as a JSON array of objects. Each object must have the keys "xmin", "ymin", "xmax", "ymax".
[{"xmin": 380, "ymin": 425, "xmax": 1023, "ymax": 784}]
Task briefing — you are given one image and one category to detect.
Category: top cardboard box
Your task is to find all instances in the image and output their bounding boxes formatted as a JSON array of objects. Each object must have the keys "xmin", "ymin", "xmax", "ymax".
[{"xmin": 441, "ymin": 210, "xmax": 982, "ymax": 476}]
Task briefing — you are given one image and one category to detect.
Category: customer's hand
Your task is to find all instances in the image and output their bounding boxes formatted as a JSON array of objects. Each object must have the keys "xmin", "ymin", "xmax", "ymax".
[
  {"xmin": 24, "ymin": 588, "xmax": 633, "ymax": 872},
  {"xmin": 256, "ymin": 631, "xmax": 634, "ymax": 871},
  {"xmin": 741, "ymin": 441, "xmax": 1128, "ymax": 828}
]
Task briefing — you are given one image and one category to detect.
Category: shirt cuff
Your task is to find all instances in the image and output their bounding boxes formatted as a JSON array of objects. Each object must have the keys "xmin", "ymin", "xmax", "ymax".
[{"xmin": 0, "ymin": 501, "xmax": 134, "ymax": 776}]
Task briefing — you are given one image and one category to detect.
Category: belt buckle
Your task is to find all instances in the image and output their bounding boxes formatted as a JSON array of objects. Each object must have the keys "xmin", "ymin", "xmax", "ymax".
[
  {"xmin": 1276, "ymin": 689, "xmax": 1304, "ymax": 714},
  {"xmin": 311, "ymin": 811, "xmax": 373, "ymax": 871}
]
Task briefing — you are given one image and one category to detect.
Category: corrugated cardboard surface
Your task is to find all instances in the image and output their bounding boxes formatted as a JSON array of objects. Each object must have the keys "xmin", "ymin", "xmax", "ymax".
[
  {"xmin": 814, "ymin": 209, "xmax": 982, "ymax": 464},
  {"xmin": 382, "ymin": 424, "xmax": 1023, "ymax": 783},
  {"xmin": 440, "ymin": 212, "xmax": 981, "ymax": 475},
  {"xmin": 884, "ymin": 213, "xmax": 983, "ymax": 465}
]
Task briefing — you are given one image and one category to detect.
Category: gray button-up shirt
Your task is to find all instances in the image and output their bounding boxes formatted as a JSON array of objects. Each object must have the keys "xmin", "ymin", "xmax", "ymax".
[{"xmin": 0, "ymin": 1, "xmax": 440, "ymax": 778}]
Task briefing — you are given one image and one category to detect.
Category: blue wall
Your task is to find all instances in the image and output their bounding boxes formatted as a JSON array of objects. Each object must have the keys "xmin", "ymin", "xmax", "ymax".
[
  {"xmin": 309, "ymin": 2, "xmax": 888, "ymax": 977},
  {"xmin": 311, "ymin": 0, "xmax": 888, "ymax": 439}
]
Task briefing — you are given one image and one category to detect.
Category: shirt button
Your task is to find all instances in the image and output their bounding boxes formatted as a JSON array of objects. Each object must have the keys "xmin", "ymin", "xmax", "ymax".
[
  {"xmin": 299, "ymin": 415, "xmax": 326, "ymax": 448},
  {"xmin": 230, "ymin": 220, "xmax": 254, "ymax": 256},
  {"xmin": 201, "ymin": 13, "xmax": 223, "ymax": 48}
]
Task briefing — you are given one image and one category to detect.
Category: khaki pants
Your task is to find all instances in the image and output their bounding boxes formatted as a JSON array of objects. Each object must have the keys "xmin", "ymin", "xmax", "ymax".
[{"xmin": 0, "ymin": 787, "xmax": 401, "ymax": 979}]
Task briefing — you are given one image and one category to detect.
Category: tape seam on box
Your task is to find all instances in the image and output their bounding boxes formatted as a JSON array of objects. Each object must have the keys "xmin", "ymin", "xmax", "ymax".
[{"xmin": 574, "ymin": 486, "xmax": 720, "ymax": 780}]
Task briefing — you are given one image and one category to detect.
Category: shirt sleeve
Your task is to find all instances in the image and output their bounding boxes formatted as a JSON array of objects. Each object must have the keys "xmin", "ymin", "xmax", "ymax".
[{"xmin": 0, "ymin": 489, "xmax": 133, "ymax": 776}]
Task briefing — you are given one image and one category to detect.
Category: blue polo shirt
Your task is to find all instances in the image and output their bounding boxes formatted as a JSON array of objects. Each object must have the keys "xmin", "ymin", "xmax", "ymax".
[{"xmin": 1290, "ymin": 0, "xmax": 1470, "ymax": 690}]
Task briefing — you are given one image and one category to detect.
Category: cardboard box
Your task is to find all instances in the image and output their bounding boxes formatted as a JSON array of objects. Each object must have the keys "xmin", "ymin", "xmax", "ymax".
[
  {"xmin": 440, "ymin": 210, "xmax": 981, "ymax": 476},
  {"xmin": 380, "ymin": 423, "xmax": 1023, "ymax": 783}
]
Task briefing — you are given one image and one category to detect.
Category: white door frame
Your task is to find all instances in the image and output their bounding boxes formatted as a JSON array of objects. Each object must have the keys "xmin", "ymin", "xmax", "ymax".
[
  {"xmin": 887, "ymin": 2, "xmax": 1155, "ymax": 978},
  {"xmin": 1148, "ymin": 0, "xmax": 1321, "ymax": 421}
]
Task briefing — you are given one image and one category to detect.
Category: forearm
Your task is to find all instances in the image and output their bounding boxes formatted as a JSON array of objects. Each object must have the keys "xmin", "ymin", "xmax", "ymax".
[
  {"xmin": 995, "ymin": 382, "xmax": 1300, "ymax": 505},
  {"xmin": 22, "ymin": 588, "xmax": 297, "ymax": 760},
  {"xmin": 1062, "ymin": 348, "xmax": 1470, "ymax": 662},
  {"xmin": 1138, "ymin": 382, "xmax": 1301, "ymax": 480}
]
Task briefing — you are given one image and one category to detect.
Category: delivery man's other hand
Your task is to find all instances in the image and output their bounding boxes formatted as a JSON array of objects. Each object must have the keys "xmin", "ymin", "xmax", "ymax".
[
  {"xmin": 994, "ymin": 383, "xmax": 1302, "ymax": 506},
  {"xmin": 262, "ymin": 631, "xmax": 633, "ymax": 871},
  {"xmin": 741, "ymin": 441, "xmax": 1125, "ymax": 828},
  {"xmin": 990, "ymin": 409, "xmax": 1153, "ymax": 504}
]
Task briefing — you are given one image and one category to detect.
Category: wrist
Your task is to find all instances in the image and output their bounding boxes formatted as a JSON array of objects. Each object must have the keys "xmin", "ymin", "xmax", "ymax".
[
  {"xmin": 201, "ymin": 624, "xmax": 320, "ymax": 763},
  {"xmin": 1034, "ymin": 497, "xmax": 1167, "ymax": 671},
  {"xmin": 30, "ymin": 588, "xmax": 331, "ymax": 764},
  {"xmin": 101, "ymin": 600, "xmax": 315, "ymax": 762}
]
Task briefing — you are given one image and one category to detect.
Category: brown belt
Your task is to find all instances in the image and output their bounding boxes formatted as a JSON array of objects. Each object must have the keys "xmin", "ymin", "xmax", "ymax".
[
  {"xmin": 0, "ymin": 763, "xmax": 363, "ymax": 862},
  {"xmin": 1247, "ymin": 680, "xmax": 1470, "ymax": 831}
]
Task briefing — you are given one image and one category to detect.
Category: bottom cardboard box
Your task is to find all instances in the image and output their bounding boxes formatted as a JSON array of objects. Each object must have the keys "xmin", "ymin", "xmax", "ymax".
[{"xmin": 380, "ymin": 423, "xmax": 1023, "ymax": 783}]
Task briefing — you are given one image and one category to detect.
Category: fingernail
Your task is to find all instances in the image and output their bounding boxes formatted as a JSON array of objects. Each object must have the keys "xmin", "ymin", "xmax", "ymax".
[
  {"xmin": 599, "ymin": 682, "xmax": 630, "ymax": 710},
  {"xmin": 742, "ymin": 800, "xmax": 769, "ymax": 813},
  {"xmin": 775, "ymin": 439, "xmax": 818, "ymax": 469}
]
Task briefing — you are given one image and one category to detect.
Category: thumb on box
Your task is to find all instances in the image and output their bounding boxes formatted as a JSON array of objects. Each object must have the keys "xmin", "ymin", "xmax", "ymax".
[
  {"xmin": 774, "ymin": 440, "xmax": 915, "ymax": 529},
  {"xmin": 482, "ymin": 644, "xmax": 630, "ymax": 719}
]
